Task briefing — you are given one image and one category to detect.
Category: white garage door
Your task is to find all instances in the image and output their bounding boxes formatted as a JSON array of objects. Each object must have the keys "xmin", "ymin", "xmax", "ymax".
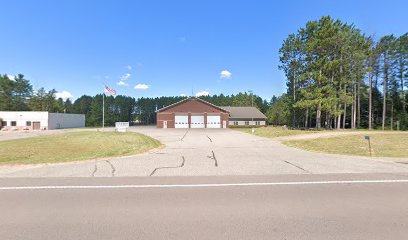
[
  {"xmin": 175, "ymin": 115, "xmax": 189, "ymax": 128},
  {"xmin": 206, "ymin": 115, "xmax": 221, "ymax": 128},
  {"xmin": 191, "ymin": 115, "xmax": 204, "ymax": 128}
]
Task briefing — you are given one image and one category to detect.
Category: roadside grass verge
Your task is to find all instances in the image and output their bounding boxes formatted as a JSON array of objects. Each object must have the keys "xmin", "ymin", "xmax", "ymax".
[
  {"xmin": 284, "ymin": 133, "xmax": 408, "ymax": 158},
  {"xmin": 236, "ymin": 126, "xmax": 321, "ymax": 138},
  {"xmin": 0, "ymin": 131, "xmax": 162, "ymax": 165}
]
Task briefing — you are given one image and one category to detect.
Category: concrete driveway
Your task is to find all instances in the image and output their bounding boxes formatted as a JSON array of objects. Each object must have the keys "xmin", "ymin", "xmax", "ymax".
[{"xmin": 0, "ymin": 126, "xmax": 407, "ymax": 177}]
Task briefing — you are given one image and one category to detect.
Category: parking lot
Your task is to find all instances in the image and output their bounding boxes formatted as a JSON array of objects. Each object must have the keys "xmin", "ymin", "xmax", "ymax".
[{"xmin": 0, "ymin": 126, "xmax": 407, "ymax": 177}]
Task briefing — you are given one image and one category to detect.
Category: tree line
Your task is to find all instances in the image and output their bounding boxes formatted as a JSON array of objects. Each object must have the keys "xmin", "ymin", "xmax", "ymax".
[
  {"xmin": 0, "ymin": 74, "xmax": 271, "ymax": 126},
  {"xmin": 0, "ymin": 74, "xmax": 74, "ymax": 113},
  {"xmin": 273, "ymin": 16, "xmax": 407, "ymax": 130}
]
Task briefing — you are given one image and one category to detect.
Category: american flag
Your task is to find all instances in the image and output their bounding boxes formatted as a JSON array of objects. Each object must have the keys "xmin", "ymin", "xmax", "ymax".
[{"xmin": 103, "ymin": 85, "xmax": 116, "ymax": 95}]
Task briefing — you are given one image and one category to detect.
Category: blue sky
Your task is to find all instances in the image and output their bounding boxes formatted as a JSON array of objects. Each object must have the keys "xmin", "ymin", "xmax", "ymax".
[{"xmin": 1, "ymin": 0, "xmax": 407, "ymax": 101}]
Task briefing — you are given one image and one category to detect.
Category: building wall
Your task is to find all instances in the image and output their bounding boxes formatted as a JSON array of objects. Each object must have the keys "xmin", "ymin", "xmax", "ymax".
[
  {"xmin": 160, "ymin": 98, "xmax": 223, "ymax": 114},
  {"xmin": 48, "ymin": 113, "xmax": 85, "ymax": 129},
  {"xmin": 221, "ymin": 113, "xmax": 230, "ymax": 128},
  {"xmin": 156, "ymin": 112, "xmax": 175, "ymax": 128},
  {"xmin": 0, "ymin": 111, "xmax": 49, "ymax": 130},
  {"xmin": 229, "ymin": 120, "xmax": 266, "ymax": 126},
  {"xmin": 157, "ymin": 98, "xmax": 229, "ymax": 128},
  {"xmin": 0, "ymin": 111, "xmax": 85, "ymax": 131}
]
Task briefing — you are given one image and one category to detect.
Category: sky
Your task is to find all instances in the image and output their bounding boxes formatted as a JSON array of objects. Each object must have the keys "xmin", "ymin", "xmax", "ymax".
[{"xmin": 1, "ymin": 0, "xmax": 407, "ymax": 101}]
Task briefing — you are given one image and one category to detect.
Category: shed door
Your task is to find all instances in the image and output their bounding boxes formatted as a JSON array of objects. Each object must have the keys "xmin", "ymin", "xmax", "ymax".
[
  {"xmin": 206, "ymin": 115, "xmax": 221, "ymax": 128},
  {"xmin": 191, "ymin": 115, "xmax": 204, "ymax": 128},
  {"xmin": 175, "ymin": 115, "xmax": 188, "ymax": 128},
  {"xmin": 33, "ymin": 122, "xmax": 41, "ymax": 130}
]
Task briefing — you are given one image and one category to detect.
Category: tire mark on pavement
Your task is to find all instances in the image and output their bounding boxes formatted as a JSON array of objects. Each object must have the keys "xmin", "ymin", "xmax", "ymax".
[
  {"xmin": 150, "ymin": 156, "xmax": 186, "ymax": 176},
  {"xmin": 283, "ymin": 160, "xmax": 310, "ymax": 173},
  {"xmin": 181, "ymin": 129, "xmax": 189, "ymax": 141},
  {"xmin": 105, "ymin": 160, "xmax": 116, "ymax": 177},
  {"xmin": 207, "ymin": 151, "xmax": 218, "ymax": 167}
]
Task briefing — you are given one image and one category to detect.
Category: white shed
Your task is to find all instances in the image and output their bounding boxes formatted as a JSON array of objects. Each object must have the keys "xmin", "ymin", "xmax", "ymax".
[{"xmin": 0, "ymin": 111, "xmax": 85, "ymax": 131}]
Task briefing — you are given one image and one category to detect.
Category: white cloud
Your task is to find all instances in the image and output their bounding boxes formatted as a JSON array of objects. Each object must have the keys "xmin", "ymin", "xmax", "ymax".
[
  {"xmin": 120, "ymin": 73, "xmax": 131, "ymax": 81},
  {"xmin": 7, "ymin": 75, "xmax": 15, "ymax": 81},
  {"xmin": 196, "ymin": 90, "xmax": 209, "ymax": 97},
  {"xmin": 126, "ymin": 65, "xmax": 132, "ymax": 70},
  {"xmin": 55, "ymin": 90, "xmax": 73, "ymax": 100},
  {"xmin": 220, "ymin": 70, "xmax": 232, "ymax": 79},
  {"xmin": 180, "ymin": 93, "xmax": 187, "ymax": 97},
  {"xmin": 117, "ymin": 81, "xmax": 129, "ymax": 86},
  {"xmin": 104, "ymin": 75, "xmax": 110, "ymax": 79},
  {"xmin": 134, "ymin": 84, "xmax": 149, "ymax": 90}
]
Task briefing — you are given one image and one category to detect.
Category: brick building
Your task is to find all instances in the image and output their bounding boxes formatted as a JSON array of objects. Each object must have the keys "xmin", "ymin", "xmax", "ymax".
[{"xmin": 156, "ymin": 97, "xmax": 266, "ymax": 128}]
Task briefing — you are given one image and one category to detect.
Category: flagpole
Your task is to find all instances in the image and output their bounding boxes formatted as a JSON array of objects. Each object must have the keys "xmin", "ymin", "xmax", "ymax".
[{"xmin": 102, "ymin": 92, "xmax": 105, "ymax": 129}]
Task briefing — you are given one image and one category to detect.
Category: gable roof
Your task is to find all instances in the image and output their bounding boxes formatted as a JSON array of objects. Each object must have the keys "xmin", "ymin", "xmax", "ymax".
[
  {"xmin": 156, "ymin": 97, "xmax": 229, "ymax": 113},
  {"xmin": 220, "ymin": 106, "xmax": 267, "ymax": 119}
]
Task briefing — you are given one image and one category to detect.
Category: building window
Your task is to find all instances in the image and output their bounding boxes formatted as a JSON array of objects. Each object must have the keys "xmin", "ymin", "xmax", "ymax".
[
  {"xmin": 256, "ymin": 121, "xmax": 260, "ymax": 126},
  {"xmin": 1, "ymin": 121, "xmax": 6, "ymax": 126},
  {"xmin": 26, "ymin": 121, "xmax": 32, "ymax": 126},
  {"xmin": 245, "ymin": 121, "xmax": 249, "ymax": 126},
  {"xmin": 233, "ymin": 121, "xmax": 238, "ymax": 126},
  {"xmin": 11, "ymin": 121, "xmax": 17, "ymax": 126}
]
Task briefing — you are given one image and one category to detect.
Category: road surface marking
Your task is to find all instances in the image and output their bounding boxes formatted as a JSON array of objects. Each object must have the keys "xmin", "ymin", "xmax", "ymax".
[{"xmin": 1, "ymin": 179, "xmax": 408, "ymax": 190}]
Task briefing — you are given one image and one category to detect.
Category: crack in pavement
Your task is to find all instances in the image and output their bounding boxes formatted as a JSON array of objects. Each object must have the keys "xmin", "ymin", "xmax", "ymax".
[
  {"xmin": 207, "ymin": 150, "xmax": 218, "ymax": 167},
  {"xmin": 105, "ymin": 160, "xmax": 116, "ymax": 177},
  {"xmin": 149, "ymin": 156, "xmax": 186, "ymax": 176},
  {"xmin": 180, "ymin": 129, "xmax": 189, "ymax": 141},
  {"xmin": 91, "ymin": 161, "xmax": 98, "ymax": 177},
  {"xmin": 206, "ymin": 135, "xmax": 213, "ymax": 142},
  {"xmin": 283, "ymin": 160, "xmax": 310, "ymax": 173}
]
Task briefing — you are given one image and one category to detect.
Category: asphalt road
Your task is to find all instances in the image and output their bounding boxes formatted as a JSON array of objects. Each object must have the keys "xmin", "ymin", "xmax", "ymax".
[{"xmin": 1, "ymin": 173, "xmax": 408, "ymax": 240}]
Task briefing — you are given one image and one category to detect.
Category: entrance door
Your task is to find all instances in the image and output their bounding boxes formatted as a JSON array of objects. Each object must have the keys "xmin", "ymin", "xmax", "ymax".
[
  {"xmin": 175, "ymin": 115, "xmax": 188, "ymax": 128},
  {"xmin": 223, "ymin": 120, "xmax": 227, "ymax": 128},
  {"xmin": 207, "ymin": 115, "xmax": 221, "ymax": 128},
  {"xmin": 163, "ymin": 121, "xmax": 168, "ymax": 128},
  {"xmin": 191, "ymin": 115, "xmax": 205, "ymax": 128},
  {"xmin": 33, "ymin": 122, "xmax": 41, "ymax": 130}
]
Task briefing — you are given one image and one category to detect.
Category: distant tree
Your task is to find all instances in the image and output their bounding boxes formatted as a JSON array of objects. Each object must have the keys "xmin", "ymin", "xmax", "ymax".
[
  {"xmin": 377, "ymin": 35, "xmax": 396, "ymax": 130},
  {"xmin": 266, "ymin": 94, "xmax": 291, "ymax": 126},
  {"xmin": 0, "ymin": 74, "xmax": 32, "ymax": 111},
  {"xmin": 88, "ymin": 94, "xmax": 103, "ymax": 126},
  {"xmin": 73, "ymin": 95, "xmax": 93, "ymax": 114},
  {"xmin": 394, "ymin": 33, "xmax": 408, "ymax": 113},
  {"xmin": 73, "ymin": 95, "xmax": 96, "ymax": 126},
  {"xmin": 52, "ymin": 97, "xmax": 65, "ymax": 113},
  {"xmin": 29, "ymin": 88, "xmax": 59, "ymax": 112},
  {"xmin": 64, "ymin": 99, "xmax": 73, "ymax": 113}
]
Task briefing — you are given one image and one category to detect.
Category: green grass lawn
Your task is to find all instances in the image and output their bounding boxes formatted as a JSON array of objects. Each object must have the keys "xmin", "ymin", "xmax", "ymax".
[
  {"xmin": 284, "ymin": 133, "xmax": 408, "ymax": 158},
  {"xmin": 0, "ymin": 131, "xmax": 162, "ymax": 165},
  {"xmin": 236, "ymin": 126, "xmax": 320, "ymax": 138}
]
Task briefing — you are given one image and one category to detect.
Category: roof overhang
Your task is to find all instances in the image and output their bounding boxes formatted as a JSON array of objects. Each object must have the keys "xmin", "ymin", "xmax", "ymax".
[{"xmin": 156, "ymin": 97, "xmax": 230, "ymax": 113}]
